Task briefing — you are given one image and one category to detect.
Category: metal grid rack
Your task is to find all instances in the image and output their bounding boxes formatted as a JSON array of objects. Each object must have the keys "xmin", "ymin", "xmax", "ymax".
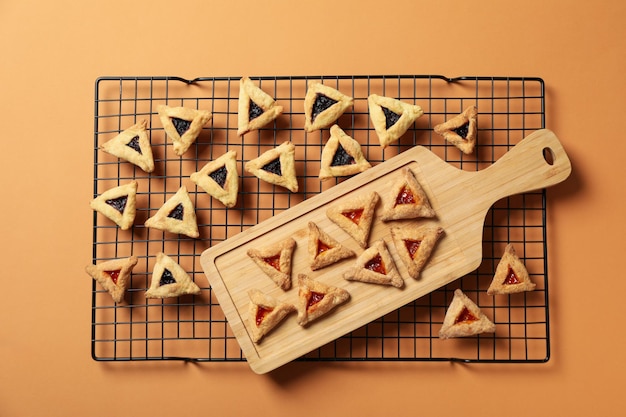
[{"xmin": 91, "ymin": 75, "xmax": 549, "ymax": 363}]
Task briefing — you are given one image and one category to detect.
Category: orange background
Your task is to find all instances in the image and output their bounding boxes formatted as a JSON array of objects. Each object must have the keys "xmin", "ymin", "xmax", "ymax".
[{"xmin": 1, "ymin": 0, "xmax": 624, "ymax": 416}]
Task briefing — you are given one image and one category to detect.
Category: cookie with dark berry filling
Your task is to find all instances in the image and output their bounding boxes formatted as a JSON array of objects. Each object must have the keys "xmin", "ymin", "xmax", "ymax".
[
  {"xmin": 237, "ymin": 77, "xmax": 284, "ymax": 136},
  {"xmin": 144, "ymin": 186, "xmax": 199, "ymax": 238},
  {"xmin": 90, "ymin": 181, "xmax": 138, "ymax": 230},
  {"xmin": 319, "ymin": 125, "xmax": 371, "ymax": 181},
  {"xmin": 244, "ymin": 141, "xmax": 298, "ymax": 192},
  {"xmin": 157, "ymin": 105, "xmax": 212, "ymax": 156},
  {"xmin": 433, "ymin": 105, "xmax": 477, "ymax": 154},
  {"xmin": 190, "ymin": 150, "xmax": 239, "ymax": 208},
  {"xmin": 368, "ymin": 94, "xmax": 424, "ymax": 149},
  {"xmin": 303, "ymin": 82, "xmax": 353, "ymax": 132},
  {"xmin": 100, "ymin": 120, "xmax": 155, "ymax": 172},
  {"xmin": 145, "ymin": 252, "xmax": 201, "ymax": 299}
]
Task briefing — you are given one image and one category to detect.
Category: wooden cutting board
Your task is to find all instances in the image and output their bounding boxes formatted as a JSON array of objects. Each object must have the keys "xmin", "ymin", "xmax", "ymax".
[{"xmin": 199, "ymin": 129, "xmax": 571, "ymax": 374}]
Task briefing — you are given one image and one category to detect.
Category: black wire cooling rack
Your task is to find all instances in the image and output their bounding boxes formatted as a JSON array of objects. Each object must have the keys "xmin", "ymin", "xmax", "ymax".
[{"xmin": 91, "ymin": 75, "xmax": 550, "ymax": 363}]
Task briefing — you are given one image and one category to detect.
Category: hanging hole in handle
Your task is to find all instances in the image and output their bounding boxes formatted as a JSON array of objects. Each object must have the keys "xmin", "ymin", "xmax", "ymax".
[{"xmin": 542, "ymin": 147, "xmax": 555, "ymax": 165}]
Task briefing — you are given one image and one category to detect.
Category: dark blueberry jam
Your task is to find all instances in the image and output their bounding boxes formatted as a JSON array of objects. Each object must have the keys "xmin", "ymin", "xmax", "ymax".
[
  {"xmin": 159, "ymin": 268, "xmax": 176, "ymax": 286},
  {"xmin": 171, "ymin": 117, "xmax": 191, "ymax": 136},
  {"xmin": 311, "ymin": 93, "xmax": 337, "ymax": 122},
  {"xmin": 105, "ymin": 196, "xmax": 128, "ymax": 213},
  {"xmin": 382, "ymin": 106, "xmax": 400, "ymax": 129},
  {"xmin": 209, "ymin": 165, "xmax": 228, "ymax": 188},
  {"xmin": 126, "ymin": 135, "xmax": 142, "ymax": 154},
  {"xmin": 454, "ymin": 123, "xmax": 469, "ymax": 139},
  {"xmin": 167, "ymin": 203, "xmax": 184, "ymax": 220},
  {"xmin": 249, "ymin": 100, "xmax": 264, "ymax": 120},
  {"xmin": 330, "ymin": 144, "xmax": 355, "ymax": 166},
  {"xmin": 261, "ymin": 158, "xmax": 282, "ymax": 176}
]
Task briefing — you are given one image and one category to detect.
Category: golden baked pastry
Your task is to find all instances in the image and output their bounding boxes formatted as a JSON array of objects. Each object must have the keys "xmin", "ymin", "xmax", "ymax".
[
  {"xmin": 237, "ymin": 76, "xmax": 284, "ymax": 136},
  {"xmin": 144, "ymin": 186, "xmax": 199, "ymax": 238},
  {"xmin": 390, "ymin": 225, "xmax": 444, "ymax": 279},
  {"xmin": 433, "ymin": 105, "xmax": 478, "ymax": 154},
  {"xmin": 99, "ymin": 120, "xmax": 155, "ymax": 173},
  {"xmin": 380, "ymin": 167, "xmax": 435, "ymax": 221},
  {"xmin": 368, "ymin": 94, "xmax": 424, "ymax": 148},
  {"xmin": 439, "ymin": 289, "xmax": 496, "ymax": 339},
  {"xmin": 247, "ymin": 288, "xmax": 296, "ymax": 343},
  {"xmin": 244, "ymin": 141, "xmax": 298, "ymax": 192},
  {"xmin": 326, "ymin": 191, "xmax": 379, "ymax": 248},
  {"xmin": 85, "ymin": 256, "xmax": 138, "ymax": 303},
  {"xmin": 319, "ymin": 125, "xmax": 371, "ymax": 181},
  {"xmin": 190, "ymin": 150, "xmax": 239, "ymax": 208},
  {"xmin": 145, "ymin": 252, "xmax": 201, "ymax": 299},
  {"xmin": 157, "ymin": 105, "xmax": 212, "ymax": 156},
  {"xmin": 247, "ymin": 237, "xmax": 297, "ymax": 291},
  {"xmin": 343, "ymin": 239, "xmax": 403, "ymax": 288},
  {"xmin": 303, "ymin": 82, "xmax": 353, "ymax": 132},
  {"xmin": 90, "ymin": 181, "xmax": 138, "ymax": 230},
  {"xmin": 307, "ymin": 221, "xmax": 355, "ymax": 271},
  {"xmin": 487, "ymin": 244, "xmax": 536, "ymax": 295},
  {"xmin": 296, "ymin": 274, "xmax": 350, "ymax": 326}
]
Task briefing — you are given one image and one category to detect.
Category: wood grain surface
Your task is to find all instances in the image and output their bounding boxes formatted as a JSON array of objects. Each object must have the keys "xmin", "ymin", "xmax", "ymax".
[{"xmin": 201, "ymin": 129, "xmax": 571, "ymax": 373}]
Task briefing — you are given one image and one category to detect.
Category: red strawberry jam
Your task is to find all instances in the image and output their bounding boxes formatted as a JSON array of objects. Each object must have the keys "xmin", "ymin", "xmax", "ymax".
[
  {"xmin": 341, "ymin": 208, "xmax": 363, "ymax": 225},
  {"xmin": 395, "ymin": 186, "xmax": 416, "ymax": 205},
  {"xmin": 503, "ymin": 266, "xmax": 520, "ymax": 285},
  {"xmin": 404, "ymin": 240, "xmax": 421, "ymax": 259},
  {"xmin": 105, "ymin": 270, "xmax": 121, "ymax": 284},
  {"xmin": 263, "ymin": 255, "xmax": 281, "ymax": 271},
  {"xmin": 454, "ymin": 307, "xmax": 478, "ymax": 324},
  {"xmin": 364, "ymin": 254, "xmax": 386, "ymax": 274},
  {"xmin": 255, "ymin": 306, "xmax": 273, "ymax": 326},
  {"xmin": 307, "ymin": 291, "xmax": 325, "ymax": 311}
]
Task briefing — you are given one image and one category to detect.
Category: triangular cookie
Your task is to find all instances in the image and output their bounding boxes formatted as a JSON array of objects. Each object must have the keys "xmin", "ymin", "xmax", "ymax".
[
  {"xmin": 433, "ymin": 105, "xmax": 478, "ymax": 154},
  {"xmin": 326, "ymin": 191, "xmax": 379, "ymax": 248},
  {"xmin": 244, "ymin": 141, "xmax": 298, "ymax": 192},
  {"xmin": 303, "ymin": 82, "xmax": 353, "ymax": 132},
  {"xmin": 487, "ymin": 244, "xmax": 536, "ymax": 295},
  {"xmin": 190, "ymin": 150, "xmax": 239, "ymax": 208},
  {"xmin": 237, "ymin": 77, "xmax": 284, "ymax": 136},
  {"xmin": 85, "ymin": 256, "xmax": 138, "ymax": 303},
  {"xmin": 368, "ymin": 94, "xmax": 424, "ymax": 149},
  {"xmin": 247, "ymin": 237, "xmax": 297, "ymax": 291},
  {"xmin": 343, "ymin": 240, "xmax": 403, "ymax": 288},
  {"xmin": 247, "ymin": 288, "xmax": 296, "ymax": 343},
  {"xmin": 100, "ymin": 120, "xmax": 155, "ymax": 172},
  {"xmin": 90, "ymin": 181, "xmax": 138, "ymax": 230},
  {"xmin": 319, "ymin": 124, "xmax": 372, "ymax": 181},
  {"xmin": 145, "ymin": 252, "xmax": 201, "ymax": 299},
  {"xmin": 380, "ymin": 168, "xmax": 436, "ymax": 221},
  {"xmin": 144, "ymin": 186, "xmax": 199, "ymax": 238},
  {"xmin": 296, "ymin": 274, "xmax": 350, "ymax": 326},
  {"xmin": 390, "ymin": 225, "xmax": 444, "ymax": 279},
  {"xmin": 157, "ymin": 105, "xmax": 212, "ymax": 156},
  {"xmin": 307, "ymin": 221, "xmax": 355, "ymax": 271},
  {"xmin": 439, "ymin": 289, "xmax": 496, "ymax": 339}
]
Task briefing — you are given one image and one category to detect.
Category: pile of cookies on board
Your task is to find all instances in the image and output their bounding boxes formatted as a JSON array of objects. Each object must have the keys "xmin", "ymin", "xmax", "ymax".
[{"xmin": 244, "ymin": 172, "xmax": 535, "ymax": 344}]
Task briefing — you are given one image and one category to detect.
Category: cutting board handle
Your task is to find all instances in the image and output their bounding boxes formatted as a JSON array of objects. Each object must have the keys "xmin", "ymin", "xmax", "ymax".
[{"xmin": 476, "ymin": 129, "xmax": 572, "ymax": 201}]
